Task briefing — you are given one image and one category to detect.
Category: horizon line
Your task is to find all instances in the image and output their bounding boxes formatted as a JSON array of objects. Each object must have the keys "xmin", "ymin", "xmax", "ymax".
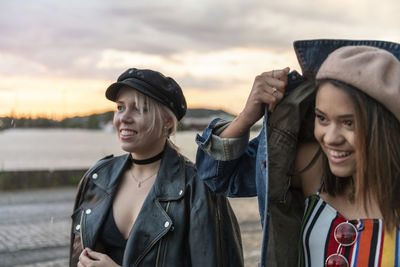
[{"xmin": 1, "ymin": 106, "xmax": 237, "ymax": 121}]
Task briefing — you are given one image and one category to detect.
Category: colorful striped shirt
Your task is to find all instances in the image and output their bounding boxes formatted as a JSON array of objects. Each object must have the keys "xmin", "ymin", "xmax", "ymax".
[{"xmin": 300, "ymin": 193, "xmax": 400, "ymax": 266}]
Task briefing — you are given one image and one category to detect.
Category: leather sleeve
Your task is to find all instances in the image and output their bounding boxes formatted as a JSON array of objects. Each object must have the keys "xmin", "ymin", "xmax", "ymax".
[{"xmin": 188, "ymin": 173, "xmax": 244, "ymax": 267}]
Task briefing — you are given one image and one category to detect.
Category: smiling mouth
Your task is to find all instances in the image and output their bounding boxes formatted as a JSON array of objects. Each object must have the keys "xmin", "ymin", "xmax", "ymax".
[
  {"xmin": 120, "ymin": 129, "xmax": 137, "ymax": 136},
  {"xmin": 328, "ymin": 149, "xmax": 352, "ymax": 158},
  {"xmin": 326, "ymin": 148, "xmax": 353, "ymax": 164}
]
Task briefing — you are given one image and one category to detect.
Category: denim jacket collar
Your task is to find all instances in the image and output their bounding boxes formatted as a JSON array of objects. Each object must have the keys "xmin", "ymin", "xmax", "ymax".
[{"xmin": 294, "ymin": 39, "xmax": 400, "ymax": 79}]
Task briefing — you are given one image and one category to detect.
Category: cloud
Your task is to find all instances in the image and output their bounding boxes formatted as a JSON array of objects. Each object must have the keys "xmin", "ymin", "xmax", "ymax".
[
  {"xmin": 0, "ymin": 0, "xmax": 399, "ymax": 117},
  {"xmin": 95, "ymin": 47, "xmax": 299, "ymax": 89},
  {"xmin": 0, "ymin": 0, "xmax": 399, "ymax": 80}
]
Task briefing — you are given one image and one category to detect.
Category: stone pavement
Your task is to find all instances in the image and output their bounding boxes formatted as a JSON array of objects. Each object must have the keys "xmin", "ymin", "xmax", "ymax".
[
  {"xmin": 0, "ymin": 188, "xmax": 72, "ymax": 267},
  {"xmin": 0, "ymin": 187, "xmax": 261, "ymax": 267}
]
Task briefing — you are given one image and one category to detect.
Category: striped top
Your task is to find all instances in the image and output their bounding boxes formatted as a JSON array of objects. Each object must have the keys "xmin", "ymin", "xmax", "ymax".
[{"xmin": 300, "ymin": 193, "xmax": 400, "ymax": 267}]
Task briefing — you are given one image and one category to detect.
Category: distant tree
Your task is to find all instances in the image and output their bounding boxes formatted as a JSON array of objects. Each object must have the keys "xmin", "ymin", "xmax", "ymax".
[
  {"xmin": 0, "ymin": 117, "xmax": 14, "ymax": 130},
  {"xmin": 87, "ymin": 114, "xmax": 100, "ymax": 129},
  {"xmin": 0, "ymin": 108, "xmax": 232, "ymax": 130}
]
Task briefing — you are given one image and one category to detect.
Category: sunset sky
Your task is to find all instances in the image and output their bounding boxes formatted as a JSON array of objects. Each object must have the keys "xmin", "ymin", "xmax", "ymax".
[{"xmin": 1, "ymin": 0, "xmax": 399, "ymax": 119}]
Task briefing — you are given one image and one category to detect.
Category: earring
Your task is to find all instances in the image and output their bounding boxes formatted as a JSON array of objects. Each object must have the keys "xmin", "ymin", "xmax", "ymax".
[{"xmin": 163, "ymin": 126, "xmax": 169, "ymax": 137}]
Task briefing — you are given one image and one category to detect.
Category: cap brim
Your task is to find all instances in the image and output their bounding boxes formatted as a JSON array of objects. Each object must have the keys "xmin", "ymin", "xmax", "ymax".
[
  {"xmin": 105, "ymin": 78, "xmax": 167, "ymax": 105},
  {"xmin": 105, "ymin": 82, "xmax": 123, "ymax": 101}
]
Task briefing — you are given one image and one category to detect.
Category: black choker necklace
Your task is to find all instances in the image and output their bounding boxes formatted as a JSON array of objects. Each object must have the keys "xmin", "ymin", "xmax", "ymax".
[{"xmin": 131, "ymin": 150, "xmax": 164, "ymax": 165}]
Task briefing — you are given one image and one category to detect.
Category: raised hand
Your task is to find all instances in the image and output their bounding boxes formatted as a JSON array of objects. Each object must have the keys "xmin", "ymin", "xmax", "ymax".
[{"xmin": 220, "ymin": 67, "xmax": 290, "ymax": 138}]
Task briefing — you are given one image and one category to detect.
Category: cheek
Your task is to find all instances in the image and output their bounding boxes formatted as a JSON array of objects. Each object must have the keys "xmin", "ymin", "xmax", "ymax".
[
  {"xmin": 314, "ymin": 121, "xmax": 323, "ymax": 143},
  {"xmin": 135, "ymin": 116, "xmax": 149, "ymax": 130},
  {"xmin": 113, "ymin": 113, "xmax": 119, "ymax": 128},
  {"xmin": 346, "ymin": 132, "xmax": 356, "ymax": 148}
]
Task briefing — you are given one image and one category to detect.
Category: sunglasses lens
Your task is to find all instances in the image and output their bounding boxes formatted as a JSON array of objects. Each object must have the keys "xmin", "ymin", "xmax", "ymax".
[
  {"xmin": 334, "ymin": 222, "xmax": 357, "ymax": 245},
  {"xmin": 325, "ymin": 254, "xmax": 349, "ymax": 267}
]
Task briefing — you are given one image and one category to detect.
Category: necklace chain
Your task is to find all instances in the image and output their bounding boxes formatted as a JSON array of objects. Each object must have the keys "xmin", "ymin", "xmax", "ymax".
[{"xmin": 129, "ymin": 168, "xmax": 157, "ymax": 188}]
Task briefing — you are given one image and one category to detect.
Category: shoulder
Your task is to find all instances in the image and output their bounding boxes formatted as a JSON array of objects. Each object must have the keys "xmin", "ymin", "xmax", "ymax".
[
  {"xmin": 181, "ymin": 154, "xmax": 197, "ymax": 177},
  {"xmin": 174, "ymin": 151, "xmax": 213, "ymax": 193},
  {"xmin": 94, "ymin": 154, "xmax": 115, "ymax": 167},
  {"xmin": 293, "ymin": 142, "xmax": 323, "ymax": 197},
  {"xmin": 79, "ymin": 154, "xmax": 128, "ymax": 185},
  {"xmin": 89, "ymin": 154, "xmax": 127, "ymax": 171},
  {"xmin": 75, "ymin": 153, "xmax": 128, "ymax": 194}
]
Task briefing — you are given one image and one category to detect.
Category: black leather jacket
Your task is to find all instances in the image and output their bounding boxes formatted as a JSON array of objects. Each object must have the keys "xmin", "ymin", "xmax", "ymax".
[{"xmin": 69, "ymin": 142, "xmax": 243, "ymax": 267}]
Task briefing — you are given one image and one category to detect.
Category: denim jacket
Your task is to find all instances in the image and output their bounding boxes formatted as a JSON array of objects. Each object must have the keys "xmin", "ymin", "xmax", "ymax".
[{"xmin": 195, "ymin": 39, "xmax": 400, "ymax": 267}]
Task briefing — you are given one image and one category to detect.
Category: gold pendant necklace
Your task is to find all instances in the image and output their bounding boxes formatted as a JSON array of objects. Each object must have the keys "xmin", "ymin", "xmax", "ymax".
[{"xmin": 130, "ymin": 169, "xmax": 157, "ymax": 188}]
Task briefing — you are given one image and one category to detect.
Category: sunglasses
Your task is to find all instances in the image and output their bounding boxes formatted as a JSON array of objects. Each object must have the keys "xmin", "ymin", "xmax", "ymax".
[{"xmin": 325, "ymin": 221, "xmax": 358, "ymax": 267}]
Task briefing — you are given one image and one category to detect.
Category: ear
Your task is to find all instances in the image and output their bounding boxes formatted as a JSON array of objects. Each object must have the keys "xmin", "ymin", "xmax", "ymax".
[{"xmin": 164, "ymin": 117, "xmax": 173, "ymax": 129}]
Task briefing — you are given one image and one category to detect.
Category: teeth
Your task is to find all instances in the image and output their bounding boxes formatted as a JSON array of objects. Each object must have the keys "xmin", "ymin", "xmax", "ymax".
[
  {"xmin": 120, "ymin": 130, "xmax": 136, "ymax": 136},
  {"xmin": 329, "ymin": 150, "xmax": 351, "ymax": 158}
]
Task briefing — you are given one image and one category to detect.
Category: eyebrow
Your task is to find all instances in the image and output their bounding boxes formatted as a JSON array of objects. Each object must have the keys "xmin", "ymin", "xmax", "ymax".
[{"xmin": 315, "ymin": 108, "xmax": 354, "ymax": 119}]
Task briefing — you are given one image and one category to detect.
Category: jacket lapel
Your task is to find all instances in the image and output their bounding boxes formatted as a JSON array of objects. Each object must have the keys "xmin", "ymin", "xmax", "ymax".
[
  {"xmin": 81, "ymin": 154, "xmax": 130, "ymax": 248},
  {"xmin": 123, "ymin": 143, "xmax": 186, "ymax": 266}
]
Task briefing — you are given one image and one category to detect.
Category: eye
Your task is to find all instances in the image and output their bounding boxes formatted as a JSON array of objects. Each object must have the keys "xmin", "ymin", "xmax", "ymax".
[
  {"xmin": 315, "ymin": 114, "xmax": 327, "ymax": 124},
  {"xmin": 343, "ymin": 119, "xmax": 354, "ymax": 128},
  {"xmin": 116, "ymin": 104, "xmax": 125, "ymax": 112},
  {"xmin": 132, "ymin": 106, "xmax": 145, "ymax": 114},
  {"xmin": 135, "ymin": 104, "xmax": 148, "ymax": 113}
]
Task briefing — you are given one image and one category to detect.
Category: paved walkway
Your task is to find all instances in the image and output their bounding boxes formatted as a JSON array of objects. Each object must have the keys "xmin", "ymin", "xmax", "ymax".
[
  {"xmin": 0, "ymin": 188, "xmax": 72, "ymax": 267},
  {"xmin": 0, "ymin": 187, "xmax": 261, "ymax": 267}
]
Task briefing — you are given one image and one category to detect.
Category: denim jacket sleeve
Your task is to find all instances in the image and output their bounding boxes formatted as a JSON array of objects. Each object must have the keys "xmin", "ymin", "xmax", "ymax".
[{"xmin": 195, "ymin": 118, "xmax": 258, "ymax": 197}]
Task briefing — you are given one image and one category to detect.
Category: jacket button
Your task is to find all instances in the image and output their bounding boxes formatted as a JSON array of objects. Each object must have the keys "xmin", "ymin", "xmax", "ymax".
[
  {"xmin": 164, "ymin": 221, "xmax": 170, "ymax": 228},
  {"xmin": 261, "ymin": 160, "xmax": 266, "ymax": 168},
  {"xmin": 85, "ymin": 209, "xmax": 92, "ymax": 215},
  {"xmin": 75, "ymin": 224, "xmax": 81, "ymax": 231},
  {"xmin": 92, "ymin": 173, "xmax": 98, "ymax": 179},
  {"xmin": 178, "ymin": 190, "xmax": 183, "ymax": 196}
]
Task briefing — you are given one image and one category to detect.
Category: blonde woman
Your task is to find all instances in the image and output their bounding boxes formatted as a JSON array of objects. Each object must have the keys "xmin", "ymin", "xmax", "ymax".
[{"xmin": 70, "ymin": 68, "xmax": 243, "ymax": 267}]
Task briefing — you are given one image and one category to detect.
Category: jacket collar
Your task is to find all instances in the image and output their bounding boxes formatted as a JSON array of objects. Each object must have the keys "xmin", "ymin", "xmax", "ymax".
[
  {"xmin": 152, "ymin": 141, "xmax": 186, "ymax": 200},
  {"xmin": 92, "ymin": 141, "xmax": 186, "ymax": 199},
  {"xmin": 91, "ymin": 153, "xmax": 130, "ymax": 194},
  {"xmin": 294, "ymin": 39, "xmax": 400, "ymax": 79}
]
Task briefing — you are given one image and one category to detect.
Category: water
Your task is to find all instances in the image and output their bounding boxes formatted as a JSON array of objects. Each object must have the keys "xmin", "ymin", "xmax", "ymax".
[{"xmin": 0, "ymin": 129, "xmax": 201, "ymax": 171}]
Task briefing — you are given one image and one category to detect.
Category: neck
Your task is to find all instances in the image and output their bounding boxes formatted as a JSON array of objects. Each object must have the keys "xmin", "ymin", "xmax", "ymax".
[
  {"xmin": 131, "ymin": 149, "xmax": 164, "ymax": 165},
  {"xmin": 350, "ymin": 189, "xmax": 382, "ymax": 219},
  {"xmin": 131, "ymin": 159, "xmax": 161, "ymax": 173},
  {"xmin": 131, "ymin": 139, "xmax": 167, "ymax": 160}
]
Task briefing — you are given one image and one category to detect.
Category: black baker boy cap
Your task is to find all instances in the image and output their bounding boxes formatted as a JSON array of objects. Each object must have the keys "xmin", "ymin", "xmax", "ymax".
[{"xmin": 106, "ymin": 68, "xmax": 187, "ymax": 121}]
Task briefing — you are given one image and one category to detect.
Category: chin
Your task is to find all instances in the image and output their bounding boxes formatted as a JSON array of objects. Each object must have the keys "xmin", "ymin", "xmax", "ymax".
[
  {"xmin": 329, "ymin": 165, "xmax": 355, "ymax": 178},
  {"xmin": 119, "ymin": 143, "xmax": 136, "ymax": 153}
]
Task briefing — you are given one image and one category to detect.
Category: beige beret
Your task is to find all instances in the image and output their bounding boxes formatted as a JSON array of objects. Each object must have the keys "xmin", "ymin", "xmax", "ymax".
[{"xmin": 316, "ymin": 46, "xmax": 400, "ymax": 121}]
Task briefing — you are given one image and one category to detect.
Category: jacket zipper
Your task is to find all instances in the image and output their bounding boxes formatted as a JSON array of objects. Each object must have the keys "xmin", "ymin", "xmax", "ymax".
[
  {"xmin": 79, "ymin": 209, "xmax": 85, "ymax": 250},
  {"xmin": 155, "ymin": 201, "xmax": 170, "ymax": 267}
]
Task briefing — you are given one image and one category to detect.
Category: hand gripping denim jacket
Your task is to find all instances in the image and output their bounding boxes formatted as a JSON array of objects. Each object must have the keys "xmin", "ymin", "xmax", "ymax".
[{"xmin": 195, "ymin": 39, "xmax": 400, "ymax": 267}]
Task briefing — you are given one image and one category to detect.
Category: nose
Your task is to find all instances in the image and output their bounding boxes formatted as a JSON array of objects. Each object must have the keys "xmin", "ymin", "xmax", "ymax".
[
  {"xmin": 119, "ymin": 110, "xmax": 134, "ymax": 124},
  {"xmin": 323, "ymin": 124, "xmax": 344, "ymax": 145}
]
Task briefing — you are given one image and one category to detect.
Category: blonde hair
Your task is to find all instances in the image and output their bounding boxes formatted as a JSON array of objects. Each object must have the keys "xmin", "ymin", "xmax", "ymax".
[{"xmin": 121, "ymin": 89, "xmax": 178, "ymax": 142}]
